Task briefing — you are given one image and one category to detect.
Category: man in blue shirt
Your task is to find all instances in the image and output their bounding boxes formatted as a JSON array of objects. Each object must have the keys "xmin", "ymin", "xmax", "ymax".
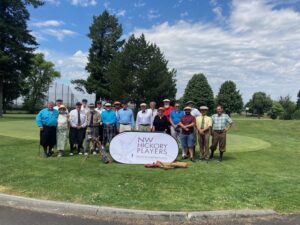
[
  {"xmin": 170, "ymin": 102, "xmax": 184, "ymax": 157},
  {"xmin": 101, "ymin": 103, "xmax": 117, "ymax": 147},
  {"xmin": 117, "ymin": 100, "xmax": 135, "ymax": 133},
  {"xmin": 36, "ymin": 102, "xmax": 59, "ymax": 157}
]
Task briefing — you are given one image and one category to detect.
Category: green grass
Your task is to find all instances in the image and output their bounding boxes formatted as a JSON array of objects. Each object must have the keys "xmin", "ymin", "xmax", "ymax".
[{"xmin": 0, "ymin": 114, "xmax": 299, "ymax": 213}]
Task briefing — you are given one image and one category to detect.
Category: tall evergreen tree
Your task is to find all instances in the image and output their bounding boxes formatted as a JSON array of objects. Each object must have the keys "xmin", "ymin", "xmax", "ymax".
[
  {"xmin": 23, "ymin": 53, "xmax": 60, "ymax": 113},
  {"xmin": 0, "ymin": 0, "xmax": 44, "ymax": 116},
  {"xmin": 182, "ymin": 73, "xmax": 214, "ymax": 114},
  {"xmin": 107, "ymin": 34, "xmax": 177, "ymax": 105},
  {"xmin": 72, "ymin": 10, "xmax": 124, "ymax": 101},
  {"xmin": 215, "ymin": 80, "xmax": 243, "ymax": 115}
]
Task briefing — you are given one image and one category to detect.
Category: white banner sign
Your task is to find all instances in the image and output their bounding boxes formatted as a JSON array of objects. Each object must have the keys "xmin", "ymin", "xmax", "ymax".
[{"xmin": 110, "ymin": 132, "xmax": 179, "ymax": 164}]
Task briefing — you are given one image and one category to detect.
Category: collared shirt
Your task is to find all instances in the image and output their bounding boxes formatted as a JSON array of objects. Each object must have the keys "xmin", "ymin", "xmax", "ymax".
[
  {"xmin": 196, "ymin": 115, "xmax": 212, "ymax": 130},
  {"xmin": 117, "ymin": 108, "xmax": 135, "ymax": 128},
  {"xmin": 36, "ymin": 108, "xmax": 59, "ymax": 127},
  {"xmin": 136, "ymin": 109, "xmax": 152, "ymax": 129},
  {"xmin": 149, "ymin": 108, "xmax": 157, "ymax": 128},
  {"xmin": 191, "ymin": 108, "xmax": 201, "ymax": 117},
  {"xmin": 163, "ymin": 106, "xmax": 174, "ymax": 121},
  {"xmin": 69, "ymin": 109, "xmax": 87, "ymax": 128},
  {"xmin": 95, "ymin": 107, "xmax": 105, "ymax": 115},
  {"xmin": 180, "ymin": 115, "xmax": 196, "ymax": 135},
  {"xmin": 86, "ymin": 110, "xmax": 100, "ymax": 127},
  {"xmin": 101, "ymin": 109, "xmax": 117, "ymax": 126},
  {"xmin": 170, "ymin": 110, "xmax": 184, "ymax": 125},
  {"xmin": 211, "ymin": 113, "xmax": 233, "ymax": 130},
  {"xmin": 81, "ymin": 105, "xmax": 90, "ymax": 115}
]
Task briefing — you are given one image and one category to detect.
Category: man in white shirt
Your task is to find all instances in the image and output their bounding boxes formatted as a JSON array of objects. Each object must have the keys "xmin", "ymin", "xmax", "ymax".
[
  {"xmin": 81, "ymin": 99, "xmax": 89, "ymax": 115},
  {"xmin": 136, "ymin": 103, "xmax": 152, "ymax": 132},
  {"xmin": 149, "ymin": 101, "xmax": 157, "ymax": 129},
  {"xmin": 69, "ymin": 102, "xmax": 87, "ymax": 155}
]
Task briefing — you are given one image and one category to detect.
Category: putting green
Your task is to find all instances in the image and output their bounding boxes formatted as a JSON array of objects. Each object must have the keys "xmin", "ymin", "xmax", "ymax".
[
  {"xmin": 227, "ymin": 134, "xmax": 271, "ymax": 152},
  {"xmin": 0, "ymin": 120, "xmax": 271, "ymax": 152}
]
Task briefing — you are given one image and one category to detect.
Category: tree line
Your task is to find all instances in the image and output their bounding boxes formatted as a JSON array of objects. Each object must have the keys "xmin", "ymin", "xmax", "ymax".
[{"xmin": 1, "ymin": 4, "xmax": 299, "ymax": 120}]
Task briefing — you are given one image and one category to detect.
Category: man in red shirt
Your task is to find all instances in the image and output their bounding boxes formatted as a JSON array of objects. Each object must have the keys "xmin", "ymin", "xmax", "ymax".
[
  {"xmin": 162, "ymin": 99, "xmax": 174, "ymax": 121},
  {"xmin": 179, "ymin": 106, "xmax": 196, "ymax": 162}
]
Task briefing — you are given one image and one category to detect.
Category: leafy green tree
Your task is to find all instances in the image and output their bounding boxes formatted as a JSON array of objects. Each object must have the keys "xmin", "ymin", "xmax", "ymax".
[
  {"xmin": 268, "ymin": 101, "xmax": 284, "ymax": 120},
  {"xmin": 182, "ymin": 73, "xmax": 214, "ymax": 114},
  {"xmin": 107, "ymin": 34, "xmax": 177, "ymax": 105},
  {"xmin": 279, "ymin": 95, "xmax": 296, "ymax": 120},
  {"xmin": 0, "ymin": 0, "xmax": 44, "ymax": 116},
  {"xmin": 72, "ymin": 10, "xmax": 124, "ymax": 101},
  {"xmin": 215, "ymin": 80, "xmax": 243, "ymax": 115},
  {"xmin": 23, "ymin": 53, "xmax": 60, "ymax": 113},
  {"xmin": 248, "ymin": 92, "xmax": 272, "ymax": 117}
]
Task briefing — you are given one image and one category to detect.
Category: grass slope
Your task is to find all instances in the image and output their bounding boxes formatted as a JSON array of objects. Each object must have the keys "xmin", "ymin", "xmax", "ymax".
[{"xmin": 0, "ymin": 114, "xmax": 299, "ymax": 212}]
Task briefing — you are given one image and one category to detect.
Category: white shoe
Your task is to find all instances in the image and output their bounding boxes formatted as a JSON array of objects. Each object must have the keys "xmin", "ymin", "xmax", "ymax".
[
  {"xmin": 84, "ymin": 152, "xmax": 88, "ymax": 156},
  {"xmin": 79, "ymin": 152, "xmax": 83, "ymax": 155},
  {"xmin": 69, "ymin": 153, "xmax": 74, "ymax": 156},
  {"xmin": 101, "ymin": 145, "xmax": 105, "ymax": 150},
  {"xmin": 93, "ymin": 151, "xmax": 97, "ymax": 155}
]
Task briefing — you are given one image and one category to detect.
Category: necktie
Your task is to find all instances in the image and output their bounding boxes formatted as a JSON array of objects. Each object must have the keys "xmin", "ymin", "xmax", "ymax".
[
  {"xmin": 201, "ymin": 116, "xmax": 205, "ymax": 129},
  {"xmin": 90, "ymin": 112, "xmax": 94, "ymax": 126},
  {"xmin": 77, "ymin": 110, "xmax": 81, "ymax": 125}
]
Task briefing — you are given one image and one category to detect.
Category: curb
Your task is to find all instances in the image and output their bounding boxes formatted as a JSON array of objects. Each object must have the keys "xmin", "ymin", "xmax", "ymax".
[{"xmin": 0, "ymin": 193, "xmax": 276, "ymax": 221}]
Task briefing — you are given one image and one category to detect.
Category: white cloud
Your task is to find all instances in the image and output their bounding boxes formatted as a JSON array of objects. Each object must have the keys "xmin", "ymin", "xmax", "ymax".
[
  {"xmin": 40, "ymin": 29, "xmax": 77, "ymax": 41},
  {"xmin": 147, "ymin": 9, "xmax": 161, "ymax": 20},
  {"xmin": 180, "ymin": 11, "xmax": 189, "ymax": 18},
  {"xmin": 133, "ymin": 0, "xmax": 300, "ymax": 101},
  {"xmin": 134, "ymin": 0, "xmax": 146, "ymax": 8},
  {"xmin": 210, "ymin": 0, "xmax": 226, "ymax": 23},
  {"xmin": 70, "ymin": 0, "xmax": 97, "ymax": 7},
  {"xmin": 116, "ymin": 9, "xmax": 126, "ymax": 17},
  {"xmin": 32, "ymin": 20, "xmax": 64, "ymax": 27}
]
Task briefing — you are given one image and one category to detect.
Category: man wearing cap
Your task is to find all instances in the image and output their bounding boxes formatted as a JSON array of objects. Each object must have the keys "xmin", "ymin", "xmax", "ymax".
[
  {"xmin": 162, "ymin": 99, "xmax": 174, "ymax": 121},
  {"xmin": 36, "ymin": 102, "xmax": 59, "ymax": 157},
  {"xmin": 170, "ymin": 102, "xmax": 184, "ymax": 153},
  {"xmin": 210, "ymin": 105, "xmax": 233, "ymax": 162},
  {"xmin": 152, "ymin": 107, "xmax": 169, "ymax": 132},
  {"xmin": 186, "ymin": 101, "xmax": 201, "ymax": 155},
  {"xmin": 69, "ymin": 102, "xmax": 87, "ymax": 155},
  {"xmin": 117, "ymin": 100, "xmax": 135, "ymax": 132},
  {"xmin": 84, "ymin": 103, "xmax": 101, "ymax": 155},
  {"xmin": 196, "ymin": 106, "xmax": 212, "ymax": 161},
  {"xmin": 81, "ymin": 99, "xmax": 89, "ymax": 115},
  {"xmin": 54, "ymin": 99, "xmax": 69, "ymax": 113},
  {"xmin": 178, "ymin": 106, "xmax": 196, "ymax": 162},
  {"xmin": 149, "ymin": 101, "xmax": 157, "ymax": 129},
  {"xmin": 113, "ymin": 101, "xmax": 121, "ymax": 114},
  {"xmin": 136, "ymin": 103, "xmax": 152, "ymax": 132},
  {"xmin": 95, "ymin": 101, "xmax": 105, "ymax": 144},
  {"xmin": 101, "ymin": 103, "xmax": 117, "ymax": 147}
]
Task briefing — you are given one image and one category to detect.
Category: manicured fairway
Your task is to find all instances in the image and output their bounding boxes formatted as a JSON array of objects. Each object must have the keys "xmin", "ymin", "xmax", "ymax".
[{"xmin": 0, "ymin": 114, "xmax": 299, "ymax": 212}]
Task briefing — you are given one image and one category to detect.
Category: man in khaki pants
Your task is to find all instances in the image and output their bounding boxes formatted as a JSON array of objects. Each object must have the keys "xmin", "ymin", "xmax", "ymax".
[{"xmin": 196, "ymin": 106, "xmax": 212, "ymax": 161}]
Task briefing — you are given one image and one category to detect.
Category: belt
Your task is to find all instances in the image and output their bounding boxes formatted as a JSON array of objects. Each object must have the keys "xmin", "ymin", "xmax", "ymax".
[
  {"xmin": 140, "ymin": 124, "xmax": 150, "ymax": 126},
  {"xmin": 214, "ymin": 130, "xmax": 224, "ymax": 133},
  {"xmin": 120, "ymin": 123, "xmax": 130, "ymax": 125}
]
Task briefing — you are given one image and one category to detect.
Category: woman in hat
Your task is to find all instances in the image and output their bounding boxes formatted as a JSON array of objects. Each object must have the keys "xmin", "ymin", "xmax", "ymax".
[
  {"xmin": 152, "ymin": 107, "xmax": 169, "ymax": 133},
  {"xmin": 56, "ymin": 105, "xmax": 69, "ymax": 157}
]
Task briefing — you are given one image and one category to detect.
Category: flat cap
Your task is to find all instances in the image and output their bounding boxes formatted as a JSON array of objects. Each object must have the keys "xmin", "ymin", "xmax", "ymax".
[
  {"xmin": 113, "ymin": 101, "xmax": 121, "ymax": 105},
  {"xmin": 140, "ymin": 103, "xmax": 147, "ymax": 106},
  {"xmin": 185, "ymin": 101, "xmax": 195, "ymax": 105},
  {"xmin": 199, "ymin": 106, "xmax": 208, "ymax": 110},
  {"xmin": 88, "ymin": 103, "xmax": 95, "ymax": 108},
  {"xmin": 163, "ymin": 99, "xmax": 170, "ymax": 102},
  {"xmin": 158, "ymin": 107, "xmax": 164, "ymax": 111},
  {"xmin": 105, "ymin": 103, "xmax": 112, "ymax": 107},
  {"xmin": 184, "ymin": 106, "xmax": 192, "ymax": 111}
]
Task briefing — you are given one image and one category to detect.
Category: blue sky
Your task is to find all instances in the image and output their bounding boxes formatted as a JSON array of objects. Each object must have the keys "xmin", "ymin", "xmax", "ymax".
[{"xmin": 28, "ymin": 0, "xmax": 300, "ymax": 102}]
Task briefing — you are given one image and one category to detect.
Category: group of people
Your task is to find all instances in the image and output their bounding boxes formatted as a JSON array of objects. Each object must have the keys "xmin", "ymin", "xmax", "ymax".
[{"xmin": 36, "ymin": 98, "xmax": 233, "ymax": 162}]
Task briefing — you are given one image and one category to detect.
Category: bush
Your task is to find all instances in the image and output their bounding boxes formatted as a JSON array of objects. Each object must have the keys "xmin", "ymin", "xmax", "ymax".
[{"xmin": 292, "ymin": 109, "xmax": 300, "ymax": 120}]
